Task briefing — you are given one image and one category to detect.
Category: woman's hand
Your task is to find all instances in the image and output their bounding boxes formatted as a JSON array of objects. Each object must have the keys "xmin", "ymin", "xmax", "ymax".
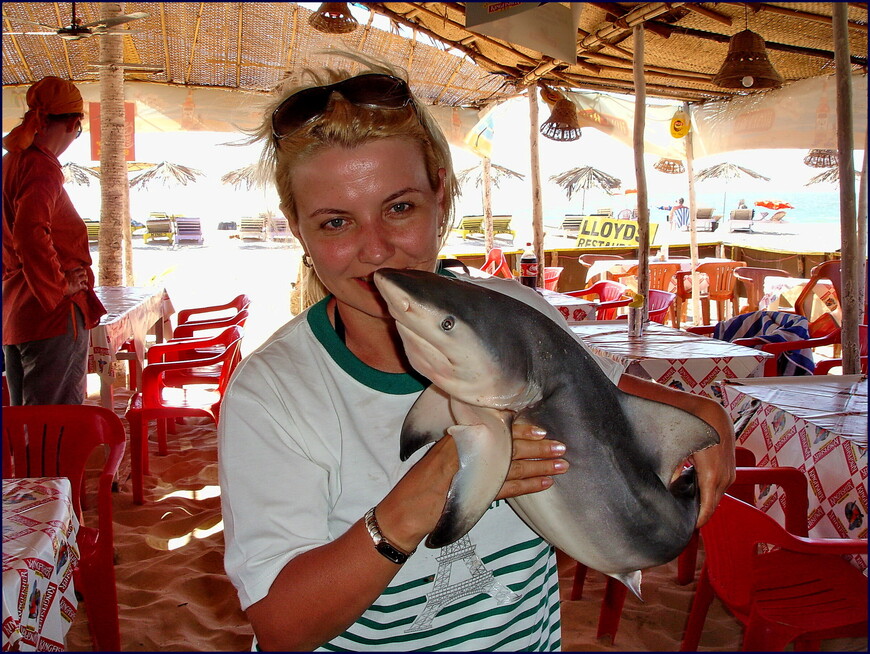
[
  {"xmin": 495, "ymin": 423, "xmax": 567, "ymax": 501},
  {"xmin": 63, "ymin": 266, "xmax": 88, "ymax": 296}
]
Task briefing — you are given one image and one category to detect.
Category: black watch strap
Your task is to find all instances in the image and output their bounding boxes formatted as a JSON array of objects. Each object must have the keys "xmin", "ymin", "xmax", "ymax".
[{"xmin": 364, "ymin": 507, "xmax": 414, "ymax": 565}]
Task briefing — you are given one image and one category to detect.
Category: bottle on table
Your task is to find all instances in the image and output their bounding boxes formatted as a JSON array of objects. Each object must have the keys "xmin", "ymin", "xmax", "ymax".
[{"xmin": 520, "ymin": 242, "xmax": 538, "ymax": 288}]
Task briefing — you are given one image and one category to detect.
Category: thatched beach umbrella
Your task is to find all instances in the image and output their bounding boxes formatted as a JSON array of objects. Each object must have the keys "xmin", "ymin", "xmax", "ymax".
[
  {"xmin": 220, "ymin": 163, "xmax": 271, "ymax": 191},
  {"xmin": 457, "ymin": 161, "xmax": 525, "ymax": 250},
  {"xmin": 805, "ymin": 166, "xmax": 842, "ymax": 187},
  {"xmin": 61, "ymin": 162, "xmax": 100, "ymax": 187},
  {"xmin": 130, "ymin": 161, "xmax": 205, "ymax": 190},
  {"xmin": 550, "ymin": 166, "xmax": 622, "ymax": 214},
  {"xmin": 694, "ymin": 162, "xmax": 770, "ymax": 217}
]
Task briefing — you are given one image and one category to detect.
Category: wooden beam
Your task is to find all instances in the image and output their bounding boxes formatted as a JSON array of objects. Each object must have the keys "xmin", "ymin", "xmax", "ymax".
[
  {"xmin": 235, "ymin": 3, "xmax": 243, "ymax": 89},
  {"xmin": 756, "ymin": 3, "xmax": 867, "ymax": 32},
  {"xmin": 653, "ymin": 22, "xmax": 868, "ymax": 65},
  {"xmin": 159, "ymin": 3, "xmax": 171, "ymax": 81},
  {"xmin": 682, "ymin": 3, "xmax": 732, "ymax": 27},
  {"xmin": 578, "ymin": 2, "xmax": 685, "ymax": 52},
  {"xmin": 184, "ymin": 2, "xmax": 205, "ymax": 85}
]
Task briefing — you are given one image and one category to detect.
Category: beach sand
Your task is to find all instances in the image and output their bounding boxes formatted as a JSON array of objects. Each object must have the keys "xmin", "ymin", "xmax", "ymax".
[{"xmin": 64, "ymin": 233, "xmax": 864, "ymax": 652}]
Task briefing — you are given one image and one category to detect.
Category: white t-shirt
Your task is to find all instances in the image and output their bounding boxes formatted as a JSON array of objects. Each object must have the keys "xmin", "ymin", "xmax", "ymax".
[{"xmin": 219, "ymin": 273, "xmax": 620, "ymax": 651}]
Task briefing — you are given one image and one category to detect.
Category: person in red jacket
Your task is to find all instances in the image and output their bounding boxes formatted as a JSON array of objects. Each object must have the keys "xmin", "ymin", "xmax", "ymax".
[{"xmin": 2, "ymin": 76, "xmax": 106, "ymax": 405}]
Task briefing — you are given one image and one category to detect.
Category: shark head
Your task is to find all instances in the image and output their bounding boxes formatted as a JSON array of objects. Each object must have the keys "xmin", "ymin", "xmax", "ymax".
[{"xmin": 374, "ymin": 268, "xmax": 537, "ymax": 409}]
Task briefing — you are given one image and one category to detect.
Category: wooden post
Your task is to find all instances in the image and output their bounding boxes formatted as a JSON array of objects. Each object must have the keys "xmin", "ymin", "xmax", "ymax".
[
  {"xmin": 528, "ymin": 85, "xmax": 544, "ymax": 287},
  {"xmin": 483, "ymin": 156, "xmax": 494, "ymax": 252},
  {"xmin": 833, "ymin": 3, "xmax": 860, "ymax": 373},
  {"xmin": 684, "ymin": 101, "xmax": 702, "ymax": 325},
  {"xmin": 632, "ymin": 24, "xmax": 650, "ymax": 319}
]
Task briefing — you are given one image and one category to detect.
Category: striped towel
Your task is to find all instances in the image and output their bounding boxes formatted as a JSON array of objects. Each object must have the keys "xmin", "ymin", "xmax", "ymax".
[
  {"xmin": 672, "ymin": 206, "xmax": 690, "ymax": 230},
  {"xmin": 713, "ymin": 310, "xmax": 815, "ymax": 375}
]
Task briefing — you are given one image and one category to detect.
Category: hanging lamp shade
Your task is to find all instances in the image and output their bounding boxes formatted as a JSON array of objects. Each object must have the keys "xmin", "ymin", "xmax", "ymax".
[
  {"xmin": 654, "ymin": 158, "xmax": 686, "ymax": 174},
  {"xmin": 712, "ymin": 29, "xmax": 784, "ymax": 89},
  {"xmin": 308, "ymin": 2, "xmax": 358, "ymax": 34},
  {"xmin": 539, "ymin": 86, "xmax": 581, "ymax": 142},
  {"xmin": 803, "ymin": 148, "xmax": 838, "ymax": 168}
]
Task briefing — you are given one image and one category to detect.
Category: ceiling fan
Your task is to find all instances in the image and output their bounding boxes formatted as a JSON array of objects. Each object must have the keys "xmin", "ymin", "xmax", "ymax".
[{"xmin": 3, "ymin": 2, "xmax": 148, "ymax": 41}]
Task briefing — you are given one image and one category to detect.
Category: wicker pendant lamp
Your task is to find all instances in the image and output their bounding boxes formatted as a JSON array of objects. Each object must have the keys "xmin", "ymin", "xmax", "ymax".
[
  {"xmin": 308, "ymin": 2, "xmax": 358, "ymax": 34},
  {"xmin": 803, "ymin": 149, "xmax": 838, "ymax": 168},
  {"xmin": 654, "ymin": 158, "xmax": 685, "ymax": 174},
  {"xmin": 539, "ymin": 85, "xmax": 582, "ymax": 142},
  {"xmin": 713, "ymin": 29, "xmax": 783, "ymax": 89}
]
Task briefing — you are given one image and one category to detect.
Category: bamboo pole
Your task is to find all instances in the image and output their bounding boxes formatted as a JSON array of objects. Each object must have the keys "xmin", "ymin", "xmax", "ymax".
[
  {"xmin": 684, "ymin": 101, "xmax": 702, "ymax": 325},
  {"xmin": 632, "ymin": 24, "xmax": 650, "ymax": 320},
  {"xmin": 483, "ymin": 156, "xmax": 494, "ymax": 252},
  {"xmin": 527, "ymin": 85, "xmax": 544, "ymax": 287},
  {"xmin": 832, "ymin": 3, "xmax": 860, "ymax": 373}
]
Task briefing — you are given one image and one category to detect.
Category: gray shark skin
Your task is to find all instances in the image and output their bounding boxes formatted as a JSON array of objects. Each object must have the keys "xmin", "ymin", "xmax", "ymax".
[{"xmin": 373, "ymin": 268, "xmax": 721, "ymax": 595}]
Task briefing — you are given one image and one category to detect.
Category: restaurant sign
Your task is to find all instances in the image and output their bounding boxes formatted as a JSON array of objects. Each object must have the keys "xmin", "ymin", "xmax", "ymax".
[{"xmin": 574, "ymin": 216, "xmax": 658, "ymax": 249}]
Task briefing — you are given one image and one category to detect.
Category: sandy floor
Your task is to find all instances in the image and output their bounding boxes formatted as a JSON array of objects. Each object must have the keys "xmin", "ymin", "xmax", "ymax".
[{"xmin": 65, "ymin": 232, "xmax": 863, "ymax": 651}]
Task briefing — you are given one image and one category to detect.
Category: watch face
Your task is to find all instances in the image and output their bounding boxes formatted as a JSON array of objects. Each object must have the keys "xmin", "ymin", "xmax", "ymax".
[{"xmin": 376, "ymin": 541, "xmax": 407, "ymax": 564}]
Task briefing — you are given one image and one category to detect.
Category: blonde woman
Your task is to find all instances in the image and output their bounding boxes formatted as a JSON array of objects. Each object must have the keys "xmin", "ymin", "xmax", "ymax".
[{"xmin": 218, "ymin": 55, "xmax": 734, "ymax": 651}]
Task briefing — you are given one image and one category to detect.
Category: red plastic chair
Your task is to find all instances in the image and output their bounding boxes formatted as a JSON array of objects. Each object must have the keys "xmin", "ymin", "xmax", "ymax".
[
  {"xmin": 120, "ymin": 294, "xmax": 251, "ymax": 390},
  {"xmin": 570, "ymin": 448, "xmax": 757, "ymax": 645},
  {"xmin": 481, "ymin": 247, "xmax": 513, "ymax": 279},
  {"xmin": 2, "ymin": 404, "xmax": 126, "ymax": 651},
  {"xmin": 681, "ymin": 467, "xmax": 868, "ymax": 651},
  {"xmin": 615, "ymin": 289, "xmax": 676, "ymax": 325},
  {"xmin": 564, "ymin": 280, "xmax": 631, "ymax": 320},
  {"xmin": 814, "ymin": 323, "xmax": 868, "ymax": 374},
  {"xmin": 124, "ymin": 325, "xmax": 244, "ymax": 504},
  {"xmin": 175, "ymin": 293, "xmax": 252, "ymax": 329}
]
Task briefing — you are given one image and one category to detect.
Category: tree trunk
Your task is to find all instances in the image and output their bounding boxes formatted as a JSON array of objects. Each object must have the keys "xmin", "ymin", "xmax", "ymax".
[
  {"xmin": 527, "ymin": 86, "xmax": 544, "ymax": 287},
  {"xmin": 632, "ymin": 25, "xmax": 650, "ymax": 321},
  {"xmin": 482, "ymin": 157, "xmax": 494, "ymax": 252},
  {"xmin": 98, "ymin": 3, "xmax": 133, "ymax": 286}
]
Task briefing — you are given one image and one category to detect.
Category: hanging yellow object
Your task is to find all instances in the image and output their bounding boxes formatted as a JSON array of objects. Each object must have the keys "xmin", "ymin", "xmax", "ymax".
[
  {"xmin": 670, "ymin": 109, "xmax": 691, "ymax": 138},
  {"xmin": 627, "ymin": 289, "xmax": 645, "ymax": 308}
]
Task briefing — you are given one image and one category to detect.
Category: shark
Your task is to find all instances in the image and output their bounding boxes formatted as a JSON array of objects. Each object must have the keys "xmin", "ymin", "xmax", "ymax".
[{"xmin": 373, "ymin": 267, "xmax": 729, "ymax": 596}]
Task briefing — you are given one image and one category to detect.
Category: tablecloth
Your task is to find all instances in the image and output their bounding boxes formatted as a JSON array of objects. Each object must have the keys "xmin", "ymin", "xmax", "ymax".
[
  {"xmin": 2, "ymin": 477, "xmax": 80, "ymax": 652},
  {"xmin": 720, "ymin": 376, "xmax": 868, "ymax": 572},
  {"xmin": 760, "ymin": 276, "xmax": 840, "ymax": 325},
  {"xmin": 571, "ymin": 320, "xmax": 770, "ymax": 399},
  {"xmin": 538, "ymin": 288, "xmax": 597, "ymax": 324}
]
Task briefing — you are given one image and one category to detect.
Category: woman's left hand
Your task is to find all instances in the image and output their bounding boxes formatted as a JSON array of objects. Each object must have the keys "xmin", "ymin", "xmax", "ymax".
[{"xmin": 495, "ymin": 423, "xmax": 567, "ymax": 501}]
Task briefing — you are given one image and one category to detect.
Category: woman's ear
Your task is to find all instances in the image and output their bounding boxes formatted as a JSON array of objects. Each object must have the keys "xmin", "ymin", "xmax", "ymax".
[{"xmin": 436, "ymin": 168, "xmax": 447, "ymax": 213}]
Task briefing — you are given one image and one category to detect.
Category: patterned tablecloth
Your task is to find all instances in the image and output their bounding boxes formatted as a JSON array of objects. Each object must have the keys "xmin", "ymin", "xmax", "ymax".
[
  {"xmin": 720, "ymin": 375, "xmax": 868, "ymax": 572},
  {"xmin": 2, "ymin": 477, "xmax": 80, "ymax": 652},
  {"xmin": 90, "ymin": 286, "xmax": 175, "ymax": 407},
  {"xmin": 538, "ymin": 288, "xmax": 597, "ymax": 324},
  {"xmin": 570, "ymin": 320, "xmax": 771, "ymax": 399}
]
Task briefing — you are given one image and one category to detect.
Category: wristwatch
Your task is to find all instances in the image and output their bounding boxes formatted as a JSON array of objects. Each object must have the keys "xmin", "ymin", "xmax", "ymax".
[{"xmin": 364, "ymin": 507, "xmax": 415, "ymax": 565}]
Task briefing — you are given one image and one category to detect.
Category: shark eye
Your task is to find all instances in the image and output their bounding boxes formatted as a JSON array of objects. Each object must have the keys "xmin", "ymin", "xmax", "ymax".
[{"xmin": 440, "ymin": 316, "xmax": 455, "ymax": 331}]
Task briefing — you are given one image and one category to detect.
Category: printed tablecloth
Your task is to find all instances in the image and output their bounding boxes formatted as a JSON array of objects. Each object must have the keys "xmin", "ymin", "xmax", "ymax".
[
  {"xmin": 2, "ymin": 477, "xmax": 80, "ymax": 651},
  {"xmin": 570, "ymin": 320, "xmax": 770, "ymax": 400},
  {"xmin": 90, "ymin": 286, "xmax": 175, "ymax": 407},
  {"xmin": 538, "ymin": 288, "xmax": 597, "ymax": 324},
  {"xmin": 720, "ymin": 375, "xmax": 868, "ymax": 572}
]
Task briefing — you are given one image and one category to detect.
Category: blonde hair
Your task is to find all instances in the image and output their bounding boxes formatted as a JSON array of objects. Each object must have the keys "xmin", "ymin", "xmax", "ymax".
[{"xmin": 250, "ymin": 52, "xmax": 457, "ymax": 311}]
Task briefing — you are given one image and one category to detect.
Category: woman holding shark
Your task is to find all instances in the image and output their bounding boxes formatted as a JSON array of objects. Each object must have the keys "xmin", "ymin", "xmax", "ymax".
[{"xmin": 218, "ymin": 54, "xmax": 735, "ymax": 651}]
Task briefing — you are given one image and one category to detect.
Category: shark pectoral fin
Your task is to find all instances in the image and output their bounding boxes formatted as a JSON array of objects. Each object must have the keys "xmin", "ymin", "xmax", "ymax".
[
  {"xmin": 615, "ymin": 389, "xmax": 721, "ymax": 488},
  {"xmin": 608, "ymin": 570, "xmax": 643, "ymax": 601},
  {"xmin": 400, "ymin": 385, "xmax": 454, "ymax": 461},
  {"xmin": 425, "ymin": 416, "xmax": 513, "ymax": 548}
]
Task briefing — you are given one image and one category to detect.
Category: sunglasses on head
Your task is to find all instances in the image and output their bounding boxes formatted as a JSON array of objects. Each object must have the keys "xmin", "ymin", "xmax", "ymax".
[{"xmin": 271, "ymin": 73, "xmax": 415, "ymax": 141}]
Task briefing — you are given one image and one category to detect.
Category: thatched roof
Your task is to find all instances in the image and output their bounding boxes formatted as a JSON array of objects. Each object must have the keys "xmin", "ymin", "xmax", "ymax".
[{"xmin": 2, "ymin": 2, "xmax": 867, "ymax": 106}]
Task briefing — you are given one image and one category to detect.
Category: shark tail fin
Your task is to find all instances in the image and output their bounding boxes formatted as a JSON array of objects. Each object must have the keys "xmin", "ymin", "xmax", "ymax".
[{"xmin": 610, "ymin": 570, "xmax": 643, "ymax": 601}]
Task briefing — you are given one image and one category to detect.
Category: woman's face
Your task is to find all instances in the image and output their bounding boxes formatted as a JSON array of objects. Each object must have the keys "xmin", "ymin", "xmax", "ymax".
[{"xmin": 289, "ymin": 137, "xmax": 445, "ymax": 318}]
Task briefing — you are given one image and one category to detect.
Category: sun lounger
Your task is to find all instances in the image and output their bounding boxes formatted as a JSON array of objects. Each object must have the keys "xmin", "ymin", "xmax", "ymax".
[
  {"xmin": 561, "ymin": 215, "xmax": 584, "ymax": 232},
  {"xmin": 695, "ymin": 208, "xmax": 720, "ymax": 232},
  {"xmin": 453, "ymin": 215, "xmax": 515, "ymax": 240},
  {"xmin": 729, "ymin": 208, "xmax": 755, "ymax": 232},
  {"xmin": 173, "ymin": 215, "xmax": 204, "ymax": 245},
  {"xmin": 268, "ymin": 215, "xmax": 294, "ymax": 242},
  {"xmin": 143, "ymin": 213, "xmax": 175, "ymax": 245},
  {"xmin": 239, "ymin": 216, "xmax": 267, "ymax": 240},
  {"xmin": 84, "ymin": 219, "xmax": 100, "ymax": 242}
]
